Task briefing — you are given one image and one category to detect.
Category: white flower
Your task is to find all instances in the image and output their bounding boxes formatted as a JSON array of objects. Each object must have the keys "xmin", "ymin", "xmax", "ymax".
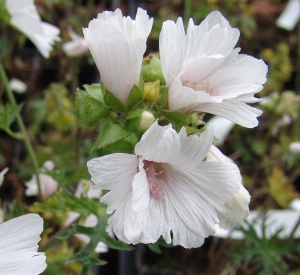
[
  {"xmin": 206, "ymin": 145, "xmax": 250, "ymax": 229},
  {"xmin": 9, "ymin": 78, "xmax": 27, "ymax": 93},
  {"xmin": 0, "ymin": 214, "xmax": 47, "ymax": 275},
  {"xmin": 62, "ymin": 27, "xmax": 89, "ymax": 56},
  {"xmin": 6, "ymin": 0, "xmax": 61, "ymax": 58},
  {"xmin": 159, "ymin": 11, "xmax": 268, "ymax": 128},
  {"xmin": 276, "ymin": 0, "xmax": 300, "ymax": 31},
  {"xmin": 87, "ymin": 121, "xmax": 242, "ymax": 248},
  {"xmin": 25, "ymin": 174, "xmax": 58, "ymax": 198},
  {"xmin": 0, "ymin": 167, "xmax": 9, "ymax": 187},
  {"xmin": 83, "ymin": 8, "xmax": 153, "ymax": 104}
]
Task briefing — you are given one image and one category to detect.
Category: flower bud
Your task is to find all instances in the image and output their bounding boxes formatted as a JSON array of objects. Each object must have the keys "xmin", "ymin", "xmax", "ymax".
[
  {"xmin": 144, "ymin": 80, "xmax": 160, "ymax": 103},
  {"xmin": 139, "ymin": 111, "xmax": 155, "ymax": 131},
  {"xmin": 142, "ymin": 54, "xmax": 165, "ymax": 84}
]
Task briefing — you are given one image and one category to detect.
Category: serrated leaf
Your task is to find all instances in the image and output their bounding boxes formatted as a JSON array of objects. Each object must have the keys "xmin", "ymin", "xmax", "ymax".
[{"xmin": 76, "ymin": 89, "xmax": 108, "ymax": 127}]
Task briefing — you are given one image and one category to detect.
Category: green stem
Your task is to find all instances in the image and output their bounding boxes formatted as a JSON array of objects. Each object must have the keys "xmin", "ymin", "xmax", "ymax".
[
  {"xmin": 0, "ymin": 62, "xmax": 41, "ymax": 197},
  {"xmin": 184, "ymin": 0, "xmax": 191, "ymax": 26}
]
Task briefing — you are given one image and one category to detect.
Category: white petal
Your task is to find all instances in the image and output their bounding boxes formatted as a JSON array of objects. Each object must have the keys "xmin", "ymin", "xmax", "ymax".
[
  {"xmin": 132, "ymin": 159, "xmax": 150, "ymax": 212},
  {"xmin": 218, "ymin": 185, "xmax": 251, "ymax": 229},
  {"xmin": 195, "ymin": 97, "xmax": 263, "ymax": 128},
  {"xmin": 0, "ymin": 167, "xmax": 9, "ymax": 187},
  {"xmin": 87, "ymin": 153, "xmax": 138, "ymax": 214},
  {"xmin": 208, "ymin": 116, "xmax": 235, "ymax": 146},
  {"xmin": 0, "ymin": 214, "xmax": 46, "ymax": 275},
  {"xmin": 135, "ymin": 121, "xmax": 181, "ymax": 163}
]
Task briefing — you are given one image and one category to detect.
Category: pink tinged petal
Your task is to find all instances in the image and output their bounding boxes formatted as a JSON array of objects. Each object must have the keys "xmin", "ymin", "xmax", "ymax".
[
  {"xmin": 132, "ymin": 160, "xmax": 150, "ymax": 212},
  {"xmin": 168, "ymin": 77, "xmax": 213, "ymax": 111},
  {"xmin": 87, "ymin": 153, "xmax": 138, "ymax": 214},
  {"xmin": 218, "ymin": 185, "xmax": 251, "ymax": 229},
  {"xmin": 195, "ymin": 97, "xmax": 263, "ymax": 128},
  {"xmin": 135, "ymin": 121, "xmax": 181, "ymax": 163},
  {"xmin": 0, "ymin": 214, "xmax": 46, "ymax": 275}
]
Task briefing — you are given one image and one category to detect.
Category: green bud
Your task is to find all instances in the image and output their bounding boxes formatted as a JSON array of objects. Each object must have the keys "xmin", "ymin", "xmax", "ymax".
[
  {"xmin": 142, "ymin": 54, "xmax": 166, "ymax": 84},
  {"xmin": 144, "ymin": 80, "xmax": 160, "ymax": 103}
]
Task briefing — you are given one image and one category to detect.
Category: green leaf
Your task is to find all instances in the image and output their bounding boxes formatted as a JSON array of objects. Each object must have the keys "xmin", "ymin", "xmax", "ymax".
[
  {"xmin": 157, "ymin": 86, "xmax": 168, "ymax": 109},
  {"xmin": 147, "ymin": 243, "xmax": 162, "ymax": 254},
  {"xmin": 76, "ymin": 88, "xmax": 108, "ymax": 127},
  {"xmin": 99, "ymin": 232, "xmax": 132, "ymax": 251},
  {"xmin": 126, "ymin": 85, "xmax": 143, "ymax": 110},
  {"xmin": 0, "ymin": 103, "xmax": 23, "ymax": 138}
]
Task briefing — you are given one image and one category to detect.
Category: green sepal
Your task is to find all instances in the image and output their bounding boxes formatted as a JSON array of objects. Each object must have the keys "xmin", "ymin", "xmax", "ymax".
[
  {"xmin": 75, "ymin": 84, "xmax": 108, "ymax": 127},
  {"xmin": 104, "ymin": 90, "xmax": 125, "ymax": 112},
  {"xmin": 124, "ymin": 109, "xmax": 144, "ymax": 133},
  {"xmin": 161, "ymin": 109, "xmax": 184, "ymax": 124},
  {"xmin": 126, "ymin": 84, "xmax": 143, "ymax": 110},
  {"xmin": 94, "ymin": 122, "xmax": 138, "ymax": 154},
  {"xmin": 157, "ymin": 86, "xmax": 168, "ymax": 109},
  {"xmin": 0, "ymin": 0, "xmax": 12, "ymax": 25}
]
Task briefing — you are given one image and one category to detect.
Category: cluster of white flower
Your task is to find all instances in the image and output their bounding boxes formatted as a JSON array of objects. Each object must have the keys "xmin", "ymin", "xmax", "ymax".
[{"xmin": 84, "ymin": 8, "xmax": 268, "ymax": 248}]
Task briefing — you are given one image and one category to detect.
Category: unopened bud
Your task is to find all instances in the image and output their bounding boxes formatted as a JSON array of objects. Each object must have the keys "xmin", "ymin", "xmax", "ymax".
[
  {"xmin": 139, "ymin": 111, "xmax": 155, "ymax": 131},
  {"xmin": 142, "ymin": 55, "xmax": 165, "ymax": 84},
  {"xmin": 144, "ymin": 80, "xmax": 160, "ymax": 103}
]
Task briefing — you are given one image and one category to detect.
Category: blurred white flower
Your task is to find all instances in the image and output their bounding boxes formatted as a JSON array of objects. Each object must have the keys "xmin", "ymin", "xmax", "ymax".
[
  {"xmin": 0, "ymin": 168, "xmax": 9, "ymax": 187},
  {"xmin": 64, "ymin": 180, "xmax": 108, "ymax": 253},
  {"xmin": 88, "ymin": 121, "xmax": 242, "ymax": 248},
  {"xmin": 62, "ymin": 27, "xmax": 89, "ymax": 56},
  {"xmin": 276, "ymin": 0, "xmax": 300, "ymax": 31},
  {"xmin": 289, "ymin": 142, "xmax": 300, "ymax": 154},
  {"xmin": 25, "ymin": 173, "xmax": 58, "ymax": 198},
  {"xmin": 8, "ymin": 78, "xmax": 27, "ymax": 93},
  {"xmin": 0, "ymin": 214, "xmax": 47, "ymax": 275},
  {"xmin": 160, "ymin": 11, "xmax": 268, "ymax": 128},
  {"xmin": 6, "ymin": 0, "xmax": 61, "ymax": 58},
  {"xmin": 83, "ymin": 8, "xmax": 153, "ymax": 103}
]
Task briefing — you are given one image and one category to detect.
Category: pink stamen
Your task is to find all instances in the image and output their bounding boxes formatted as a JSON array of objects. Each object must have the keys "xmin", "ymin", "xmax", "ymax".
[{"xmin": 144, "ymin": 161, "xmax": 164, "ymax": 199}]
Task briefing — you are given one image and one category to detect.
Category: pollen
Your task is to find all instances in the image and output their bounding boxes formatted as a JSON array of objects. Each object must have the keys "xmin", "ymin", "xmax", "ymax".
[
  {"xmin": 182, "ymin": 77, "xmax": 216, "ymax": 96},
  {"xmin": 144, "ymin": 161, "xmax": 165, "ymax": 199}
]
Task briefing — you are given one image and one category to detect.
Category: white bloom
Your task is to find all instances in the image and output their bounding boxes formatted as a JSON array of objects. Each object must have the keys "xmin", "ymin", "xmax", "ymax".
[
  {"xmin": 83, "ymin": 8, "xmax": 153, "ymax": 103},
  {"xmin": 0, "ymin": 167, "xmax": 9, "ymax": 187},
  {"xmin": 206, "ymin": 145, "xmax": 250, "ymax": 229},
  {"xmin": 159, "ymin": 11, "xmax": 268, "ymax": 128},
  {"xmin": 25, "ymin": 173, "xmax": 58, "ymax": 198},
  {"xmin": 9, "ymin": 78, "xmax": 27, "ymax": 93},
  {"xmin": 6, "ymin": 0, "xmax": 61, "ymax": 58},
  {"xmin": 62, "ymin": 27, "xmax": 89, "ymax": 56},
  {"xmin": 87, "ymin": 121, "xmax": 242, "ymax": 248},
  {"xmin": 0, "ymin": 214, "xmax": 47, "ymax": 275}
]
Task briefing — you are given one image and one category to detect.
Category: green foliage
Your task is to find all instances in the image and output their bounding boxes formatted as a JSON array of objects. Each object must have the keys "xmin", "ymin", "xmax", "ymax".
[
  {"xmin": 0, "ymin": 103, "xmax": 23, "ymax": 139},
  {"xmin": 225, "ymin": 214, "xmax": 300, "ymax": 275}
]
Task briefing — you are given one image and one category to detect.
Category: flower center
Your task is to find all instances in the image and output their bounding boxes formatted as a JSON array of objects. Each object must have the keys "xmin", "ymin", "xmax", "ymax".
[
  {"xmin": 182, "ymin": 77, "xmax": 216, "ymax": 95},
  {"xmin": 144, "ymin": 161, "xmax": 164, "ymax": 199}
]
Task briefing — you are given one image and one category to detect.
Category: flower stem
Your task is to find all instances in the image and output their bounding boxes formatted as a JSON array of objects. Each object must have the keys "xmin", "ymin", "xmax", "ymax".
[{"xmin": 0, "ymin": 62, "xmax": 41, "ymax": 197}]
